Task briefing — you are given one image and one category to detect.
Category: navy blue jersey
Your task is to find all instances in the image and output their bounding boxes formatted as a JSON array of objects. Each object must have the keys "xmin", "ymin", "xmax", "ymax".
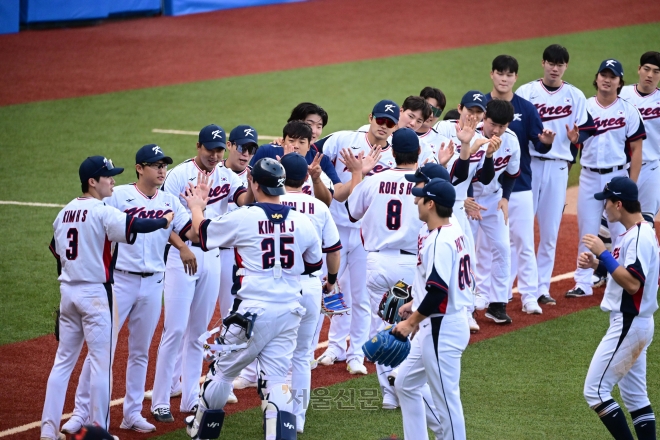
[
  {"xmin": 250, "ymin": 143, "xmax": 341, "ymax": 185},
  {"xmin": 484, "ymin": 93, "xmax": 545, "ymax": 192}
]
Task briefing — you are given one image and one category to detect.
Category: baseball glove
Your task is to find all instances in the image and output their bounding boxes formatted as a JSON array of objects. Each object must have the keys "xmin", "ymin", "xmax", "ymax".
[
  {"xmin": 321, "ymin": 284, "xmax": 350, "ymax": 316},
  {"xmin": 362, "ymin": 326, "xmax": 411, "ymax": 368},
  {"xmin": 378, "ymin": 280, "xmax": 412, "ymax": 324}
]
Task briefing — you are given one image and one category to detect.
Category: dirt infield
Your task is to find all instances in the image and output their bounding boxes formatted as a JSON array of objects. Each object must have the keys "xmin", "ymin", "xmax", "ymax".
[
  {"xmin": 1, "ymin": 0, "xmax": 659, "ymax": 106},
  {"xmin": 0, "ymin": 213, "xmax": 608, "ymax": 439}
]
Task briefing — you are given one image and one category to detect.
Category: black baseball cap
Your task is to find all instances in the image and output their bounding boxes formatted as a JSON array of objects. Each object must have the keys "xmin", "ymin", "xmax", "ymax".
[
  {"xmin": 229, "ymin": 125, "xmax": 259, "ymax": 146},
  {"xmin": 79, "ymin": 156, "xmax": 124, "ymax": 183},
  {"xmin": 594, "ymin": 176, "xmax": 638, "ymax": 201},
  {"xmin": 135, "ymin": 144, "xmax": 173, "ymax": 164},
  {"xmin": 199, "ymin": 124, "xmax": 226, "ymax": 150},
  {"xmin": 405, "ymin": 163, "xmax": 450, "ymax": 183},
  {"xmin": 411, "ymin": 177, "xmax": 456, "ymax": 208},
  {"xmin": 597, "ymin": 59, "xmax": 624, "ymax": 78},
  {"xmin": 392, "ymin": 128, "xmax": 420, "ymax": 153},
  {"xmin": 460, "ymin": 90, "xmax": 486, "ymax": 112},
  {"xmin": 280, "ymin": 153, "xmax": 308, "ymax": 181}
]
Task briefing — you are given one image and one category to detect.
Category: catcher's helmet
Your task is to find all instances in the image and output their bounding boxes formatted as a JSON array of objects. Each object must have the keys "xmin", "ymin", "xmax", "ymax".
[{"xmin": 251, "ymin": 157, "xmax": 286, "ymax": 196}]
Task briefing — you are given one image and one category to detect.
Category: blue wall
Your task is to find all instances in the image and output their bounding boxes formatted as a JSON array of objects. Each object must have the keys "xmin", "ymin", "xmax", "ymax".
[{"xmin": 0, "ymin": 0, "xmax": 20, "ymax": 34}]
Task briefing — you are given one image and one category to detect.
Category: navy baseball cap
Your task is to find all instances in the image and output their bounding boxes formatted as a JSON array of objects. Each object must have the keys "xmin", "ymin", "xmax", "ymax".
[
  {"xmin": 411, "ymin": 177, "xmax": 456, "ymax": 208},
  {"xmin": 594, "ymin": 176, "xmax": 638, "ymax": 201},
  {"xmin": 392, "ymin": 128, "xmax": 420, "ymax": 153},
  {"xmin": 372, "ymin": 100, "xmax": 400, "ymax": 123},
  {"xmin": 229, "ymin": 125, "xmax": 259, "ymax": 146},
  {"xmin": 405, "ymin": 163, "xmax": 450, "ymax": 183},
  {"xmin": 460, "ymin": 90, "xmax": 486, "ymax": 112},
  {"xmin": 79, "ymin": 156, "xmax": 124, "ymax": 183},
  {"xmin": 597, "ymin": 59, "xmax": 624, "ymax": 78},
  {"xmin": 199, "ymin": 124, "xmax": 226, "ymax": 150},
  {"xmin": 135, "ymin": 144, "xmax": 173, "ymax": 165},
  {"xmin": 280, "ymin": 153, "xmax": 309, "ymax": 181}
]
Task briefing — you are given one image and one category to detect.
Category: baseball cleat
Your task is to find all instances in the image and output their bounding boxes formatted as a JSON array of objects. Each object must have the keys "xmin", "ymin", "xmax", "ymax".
[
  {"xmin": 538, "ymin": 294, "xmax": 557, "ymax": 305},
  {"xmin": 232, "ymin": 376, "xmax": 257, "ymax": 389},
  {"xmin": 485, "ymin": 303, "xmax": 512, "ymax": 324},
  {"xmin": 316, "ymin": 350, "xmax": 339, "ymax": 366},
  {"xmin": 227, "ymin": 391, "xmax": 238, "ymax": 404},
  {"xmin": 565, "ymin": 287, "xmax": 589, "ymax": 298},
  {"xmin": 592, "ymin": 274, "xmax": 607, "ymax": 288},
  {"xmin": 346, "ymin": 358, "xmax": 367, "ymax": 375},
  {"xmin": 310, "ymin": 359, "xmax": 318, "ymax": 370},
  {"xmin": 474, "ymin": 292, "xmax": 489, "ymax": 311},
  {"xmin": 42, "ymin": 434, "xmax": 66, "ymax": 440},
  {"xmin": 120, "ymin": 417, "xmax": 156, "ymax": 433},
  {"xmin": 61, "ymin": 416, "xmax": 84, "ymax": 434},
  {"xmin": 152, "ymin": 407, "xmax": 174, "ymax": 423},
  {"xmin": 382, "ymin": 393, "xmax": 399, "ymax": 410},
  {"xmin": 522, "ymin": 301, "xmax": 542, "ymax": 315},
  {"xmin": 467, "ymin": 311, "xmax": 480, "ymax": 333}
]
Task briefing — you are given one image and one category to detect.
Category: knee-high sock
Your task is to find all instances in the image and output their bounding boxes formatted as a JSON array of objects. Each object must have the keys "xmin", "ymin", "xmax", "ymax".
[{"xmin": 593, "ymin": 400, "xmax": 634, "ymax": 440}]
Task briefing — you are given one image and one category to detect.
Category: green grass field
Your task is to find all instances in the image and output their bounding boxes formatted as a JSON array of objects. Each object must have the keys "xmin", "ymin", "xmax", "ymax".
[
  {"xmin": 2, "ymin": 23, "xmax": 659, "ymax": 344},
  {"xmin": 148, "ymin": 307, "xmax": 660, "ymax": 439}
]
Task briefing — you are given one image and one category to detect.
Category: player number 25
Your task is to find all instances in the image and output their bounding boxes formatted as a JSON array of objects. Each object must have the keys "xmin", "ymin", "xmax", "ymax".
[{"xmin": 261, "ymin": 237, "xmax": 295, "ymax": 269}]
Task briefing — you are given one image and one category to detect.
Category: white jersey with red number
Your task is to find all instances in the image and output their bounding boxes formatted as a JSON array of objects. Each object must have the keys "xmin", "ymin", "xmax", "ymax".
[
  {"xmin": 580, "ymin": 96, "xmax": 646, "ymax": 169},
  {"xmin": 412, "ymin": 223, "xmax": 473, "ymax": 315},
  {"xmin": 473, "ymin": 127, "xmax": 521, "ymax": 197},
  {"xmin": 224, "ymin": 160, "xmax": 250, "ymax": 213},
  {"xmin": 198, "ymin": 203, "xmax": 323, "ymax": 303},
  {"xmin": 434, "ymin": 120, "xmax": 488, "ymax": 201},
  {"xmin": 105, "ymin": 184, "xmax": 190, "ymax": 273},
  {"xmin": 51, "ymin": 197, "xmax": 133, "ymax": 284},
  {"xmin": 417, "ymin": 127, "xmax": 451, "ymax": 166},
  {"xmin": 346, "ymin": 168, "xmax": 422, "ymax": 253},
  {"xmin": 280, "ymin": 190, "xmax": 341, "ymax": 254},
  {"xmin": 162, "ymin": 158, "xmax": 246, "ymax": 218},
  {"xmin": 601, "ymin": 221, "xmax": 659, "ymax": 318},
  {"xmin": 322, "ymin": 128, "xmax": 395, "ymax": 228},
  {"xmin": 619, "ymin": 85, "xmax": 660, "ymax": 162},
  {"xmin": 516, "ymin": 80, "xmax": 590, "ymax": 161}
]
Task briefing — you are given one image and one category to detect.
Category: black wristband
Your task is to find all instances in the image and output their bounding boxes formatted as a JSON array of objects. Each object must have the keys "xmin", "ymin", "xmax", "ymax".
[{"xmin": 327, "ymin": 273, "xmax": 338, "ymax": 285}]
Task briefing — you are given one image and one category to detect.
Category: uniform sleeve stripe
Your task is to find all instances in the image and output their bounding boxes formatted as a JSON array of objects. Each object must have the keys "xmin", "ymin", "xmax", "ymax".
[
  {"xmin": 345, "ymin": 201, "xmax": 359, "ymax": 223},
  {"xmin": 233, "ymin": 186, "xmax": 247, "ymax": 203},
  {"xmin": 178, "ymin": 220, "xmax": 192, "ymax": 240},
  {"xmin": 199, "ymin": 219, "xmax": 211, "ymax": 252},
  {"xmin": 426, "ymin": 280, "xmax": 449, "ymax": 292},
  {"xmin": 626, "ymin": 265, "xmax": 646, "ymax": 284},
  {"xmin": 504, "ymin": 170, "xmax": 521, "ymax": 178},
  {"xmin": 322, "ymin": 240, "xmax": 342, "ymax": 253},
  {"xmin": 627, "ymin": 132, "xmax": 646, "ymax": 142}
]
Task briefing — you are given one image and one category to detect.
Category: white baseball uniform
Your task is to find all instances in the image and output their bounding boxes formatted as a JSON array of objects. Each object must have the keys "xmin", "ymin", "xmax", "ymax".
[
  {"xmin": 42, "ymin": 197, "xmax": 135, "ymax": 439},
  {"xmin": 398, "ymin": 222, "xmax": 473, "ymax": 440},
  {"xmin": 620, "ymin": 85, "xmax": 660, "ymax": 218},
  {"xmin": 280, "ymin": 190, "xmax": 341, "ymax": 429},
  {"xmin": 66, "ymin": 184, "xmax": 191, "ymax": 427},
  {"xmin": 320, "ymin": 129, "xmax": 394, "ymax": 362},
  {"xmin": 346, "ymin": 167, "xmax": 422, "ymax": 399},
  {"xmin": 193, "ymin": 203, "xmax": 322, "ymax": 422},
  {"xmin": 469, "ymin": 127, "xmax": 520, "ymax": 305},
  {"xmin": 584, "ymin": 222, "xmax": 658, "ymax": 422},
  {"xmin": 516, "ymin": 79, "xmax": 592, "ymax": 298},
  {"xmin": 152, "ymin": 158, "xmax": 246, "ymax": 413},
  {"xmin": 574, "ymin": 97, "xmax": 646, "ymax": 294}
]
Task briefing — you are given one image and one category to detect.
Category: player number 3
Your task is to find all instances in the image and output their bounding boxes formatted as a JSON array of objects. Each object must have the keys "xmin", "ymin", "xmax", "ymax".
[{"xmin": 65, "ymin": 227, "xmax": 78, "ymax": 260}]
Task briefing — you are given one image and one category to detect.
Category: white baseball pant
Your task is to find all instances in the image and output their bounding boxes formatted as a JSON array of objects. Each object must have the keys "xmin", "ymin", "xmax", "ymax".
[
  {"xmin": 151, "ymin": 245, "xmax": 221, "ymax": 413},
  {"xmin": 507, "ymin": 190, "xmax": 539, "ymax": 304},
  {"xmin": 637, "ymin": 160, "xmax": 660, "ymax": 219},
  {"xmin": 574, "ymin": 169, "xmax": 627, "ymax": 294},
  {"xmin": 218, "ymin": 248, "xmax": 236, "ymax": 319}
]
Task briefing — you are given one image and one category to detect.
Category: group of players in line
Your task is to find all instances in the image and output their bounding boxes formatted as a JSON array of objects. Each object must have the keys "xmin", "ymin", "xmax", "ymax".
[{"xmin": 41, "ymin": 45, "xmax": 660, "ymax": 440}]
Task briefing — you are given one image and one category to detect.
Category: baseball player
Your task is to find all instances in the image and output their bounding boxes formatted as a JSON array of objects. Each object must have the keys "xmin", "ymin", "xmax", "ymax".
[
  {"xmin": 181, "ymin": 158, "xmax": 323, "ymax": 439},
  {"xmin": 469, "ymin": 99, "xmax": 522, "ymax": 323},
  {"xmin": 279, "ymin": 153, "xmax": 342, "ymax": 432},
  {"xmin": 61, "ymin": 145, "xmax": 193, "ymax": 435},
  {"xmin": 315, "ymin": 99, "xmax": 399, "ymax": 369},
  {"xmin": 398, "ymin": 95, "xmax": 432, "ymax": 132},
  {"xmin": 345, "ymin": 127, "xmax": 423, "ymax": 408},
  {"xmin": 482, "ymin": 55, "xmax": 555, "ymax": 310},
  {"xmin": 434, "ymin": 90, "xmax": 499, "ymax": 332},
  {"xmin": 288, "ymin": 102, "xmax": 329, "ymax": 150},
  {"xmin": 42, "ymin": 156, "xmax": 173, "ymax": 440},
  {"xmin": 392, "ymin": 177, "xmax": 473, "ymax": 440},
  {"xmin": 150, "ymin": 124, "xmax": 250, "ymax": 422},
  {"xmin": 620, "ymin": 51, "xmax": 660, "ymax": 222},
  {"xmin": 568, "ymin": 59, "xmax": 646, "ymax": 298},
  {"xmin": 578, "ymin": 176, "xmax": 658, "ymax": 440},
  {"xmin": 516, "ymin": 45, "xmax": 595, "ymax": 304},
  {"xmin": 417, "ymin": 87, "xmax": 455, "ymax": 166},
  {"xmin": 419, "ymin": 86, "xmax": 446, "ymax": 133}
]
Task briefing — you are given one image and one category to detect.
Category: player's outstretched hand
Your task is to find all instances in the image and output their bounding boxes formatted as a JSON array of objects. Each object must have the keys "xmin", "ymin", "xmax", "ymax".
[
  {"xmin": 362, "ymin": 145, "xmax": 383, "ymax": 176},
  {"xmin": 457, "ymin": 115, "xmax": 477, "ymax": 145},
  {"xmin": 194, "ymin": 172, "xmax": 213, "ymax": 196},
  {"xmin": 163, "ymin": 211, "xmax": 174, "ymax": 229},
  {"xmin": 538, "ymin": 128, "xmax": 556, "ymax": 145},
  {"xmin": 566, "ymin": 123, "xmax": 580, "ymax": 144},
  {"xmin": 180, "ymin": 245, "xmax": 198, "ymax": 275},
  {"xmin": 437, "ymin": 140, "xmax": 455, "ymax": 166},
  {"xmin": 338, "ymin": 148, "xmax": 361, "ymax": 175},
  {"xmin": 578, "ymin": 251, "xmax": 599, "ymax": 270},
  {"xmin": 464, "ymin": 197, "xmax": 487, "ymax": 220},
  {"xmin": 308, "ymin": 152, "xmax": 323, "ymax": 181},
  {"xmin": 582, "ymin": 234, "xmax": 606, "ymax": 256},
  {"xmin": 182, "ymin": 183, "xmax": 209, "ymax": 211},
  {"xmin": 497, "ymin": 198, "xmax": 509, "ymax": 225},
  {"xmin": 486, "ymin": 135, "xmax": 502, "ymax": 158}
]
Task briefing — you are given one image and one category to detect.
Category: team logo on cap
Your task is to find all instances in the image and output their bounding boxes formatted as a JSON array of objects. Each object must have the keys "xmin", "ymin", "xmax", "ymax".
[
  {"xmin": 473, "ymin": 94, "xmax": 483, "ymax": 101},
  {"xmin": 212, "ymin": 130, "xmax": 223, "ymax": 139},
  {"xmin": 384, "ymin": 104, "xmax": 396, "ymax": 113},
  {"xmin": 152, "ymin": 145, "xmax": 162, "ymax": 155},
  {"xmin": 244, "ymin": 128, "xmax": 255, "ymax": 137},
  {"xmin": 605, "ymin": 59, "xmax": 617, "ymax": 67}
]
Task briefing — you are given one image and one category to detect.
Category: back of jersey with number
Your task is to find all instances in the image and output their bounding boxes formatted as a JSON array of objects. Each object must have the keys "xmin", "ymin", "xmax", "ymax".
[
  {"xmin": 280, "ymin": 191, "xmax": 341, "ymax": 255},
  {"xmin": 412, "ymin": 223, "xmax": 473, "ymax": 315},
  {"xmin": 51, "ymin": 198, "xmax": 130, "ymax": 284},
  {"xmin": 198, "ymin": 204, "xmax": 323, "ymax": 303},
  {"xmin": 346, "ymin": 168, "xmax": 422, "ymax": 252},
  {"xmin": 601, "ymin": 222, "xmax": 659, "ymax": 317}
]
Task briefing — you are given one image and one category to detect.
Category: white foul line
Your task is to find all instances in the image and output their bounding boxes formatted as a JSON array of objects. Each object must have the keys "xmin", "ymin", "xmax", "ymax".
[
  {"xmin": 511, "ymin": 271, "xmax": 575, "ymax": 294},
  {"xmin": 152, "ymin": 128, "xmax": 278, "ymax": 141},
  {"xmin": 0, "ymin": 201, "xmax": 65, "ymax": 208}
]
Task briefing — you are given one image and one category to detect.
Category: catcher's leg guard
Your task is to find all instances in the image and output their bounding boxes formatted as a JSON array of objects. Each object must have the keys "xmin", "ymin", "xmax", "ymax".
[
  {"xmin": 186, "ymin": 407, "xmax": 225, "ymax": 439},
  {"xmin": 263, "ymin": 401, "xmax": 296, "ymax": 440}
]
